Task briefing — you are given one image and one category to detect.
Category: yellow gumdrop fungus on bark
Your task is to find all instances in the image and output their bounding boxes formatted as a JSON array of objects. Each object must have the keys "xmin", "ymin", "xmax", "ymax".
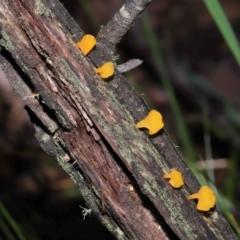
[
  {"xmin": 94, "ymin": 62, "xmax": 115, "ymax": 79},
  {"xmin": 76, "ymin": 34, "xmax": 96, "ymax": 55},
  {"xmin": 163, "ymin": 169, "xmax": 184, "ymax": 188},
  {"xmin": 188, "ymin": 186, "xmax": 216, "ymax": 211},
  {"xmin": 136, "ymin": 110, "xmax": 164, "ymax": 135}
]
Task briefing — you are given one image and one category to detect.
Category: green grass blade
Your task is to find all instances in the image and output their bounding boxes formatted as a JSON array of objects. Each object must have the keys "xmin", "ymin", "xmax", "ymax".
[
  {"xmin": 202, "ymin": 105, "xmax": 215, "ymax": 184},
  {"xmin": 203, "ymin": 0, "xmax": 240, "ymax": 66},
  {"xmin": 0, "ymin": 201, "xmax": 26, "ymax": 240},
  {"xmin": 224, "ymin": 149, "xmax": 238, "ymax": 202},
  {"xmin": 0, "ymin": 213, "xmax": 16, "ymax": 240},
  {"xmin": 139, "ymin": 12, "xmax": 197, "ymax": 164}
]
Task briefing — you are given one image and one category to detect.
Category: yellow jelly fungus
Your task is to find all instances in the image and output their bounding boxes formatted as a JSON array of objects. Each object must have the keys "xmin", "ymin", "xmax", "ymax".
[
  {"xmin": 163, "ymin": 169, "xmax": 184, "ymax": 188},
  {"xmin": 76, "ymin": 34, "xmax": 96, "ymax": 55},
  {"xmin": 136, "ymin": 110, "xmax": 164, "ymax": 135},
  {"xmin": 188, "ymin": 186, "xmax": 216, "ymax": 211},
  {"xmin": 94, "ymin": 62, "xmax": 115, "ymax": 79}
]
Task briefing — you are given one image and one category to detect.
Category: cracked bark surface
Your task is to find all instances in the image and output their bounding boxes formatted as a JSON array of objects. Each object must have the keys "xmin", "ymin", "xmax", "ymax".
[{"xmin": 0, "ymin": 0, "xmax": 237, "ymax": 239}]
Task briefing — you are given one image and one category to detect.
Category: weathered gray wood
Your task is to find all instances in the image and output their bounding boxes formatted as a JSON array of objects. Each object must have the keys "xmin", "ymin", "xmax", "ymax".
[{"xmin": 0, "ymin": 0, "xmax": 237, "ymax": 239}]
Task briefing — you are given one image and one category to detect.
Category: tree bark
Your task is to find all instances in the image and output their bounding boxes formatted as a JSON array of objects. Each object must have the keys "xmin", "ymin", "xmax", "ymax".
[{"xmin": 0, "ymin": 0, "xmax": 237, "ymax": 239}]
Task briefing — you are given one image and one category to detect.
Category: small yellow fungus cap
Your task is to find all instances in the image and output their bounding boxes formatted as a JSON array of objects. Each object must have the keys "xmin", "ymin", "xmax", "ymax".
[
  {"xmin": 163, "ymin": 169, "xmax": 184, "ymax": 188},
  {"xmin": 136, "ymin": 110, "xmax": 164, "ymax": 135},
  {"xmin": 188, "ymin": 186, "xmax": 216, "ymax": 211},
  {"xmin": 76, "ymin": 34, "xmax": 96, "ymax": 55},
  {"xmin": 94, "ymin": 62, "xmax": 115, "ymax": 79}
]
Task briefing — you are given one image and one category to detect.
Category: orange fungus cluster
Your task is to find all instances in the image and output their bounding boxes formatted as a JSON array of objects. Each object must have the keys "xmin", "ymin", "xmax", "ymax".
[
  {"xmin": 76, "ymin": 34, "xmax": 96, "ymax": 55},
  {"xmin": 188, "ymin": 186, "xmax": 216, "ymax": 211},
  {"xmin": 163, "ymin": 169, "xmax": 184, "ymax": 188},
  {"xmin": 76, "ymin": 33, "xmax": 216, "ymax": 213},
  {"xmin": 136, "ymin": 110, "xmax": 164, "ymax": 135}
]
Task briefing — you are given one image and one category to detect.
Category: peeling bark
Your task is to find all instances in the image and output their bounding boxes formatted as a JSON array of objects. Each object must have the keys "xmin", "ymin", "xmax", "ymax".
[{"xmin": 0, "ymin": 0, "xmax": 237, "ymax": 239}]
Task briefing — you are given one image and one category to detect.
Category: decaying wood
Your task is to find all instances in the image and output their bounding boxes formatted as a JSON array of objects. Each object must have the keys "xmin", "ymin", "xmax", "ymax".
[{"xmin": 0, "ymin": 0, "xmax": 237, "ymax": 239}]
